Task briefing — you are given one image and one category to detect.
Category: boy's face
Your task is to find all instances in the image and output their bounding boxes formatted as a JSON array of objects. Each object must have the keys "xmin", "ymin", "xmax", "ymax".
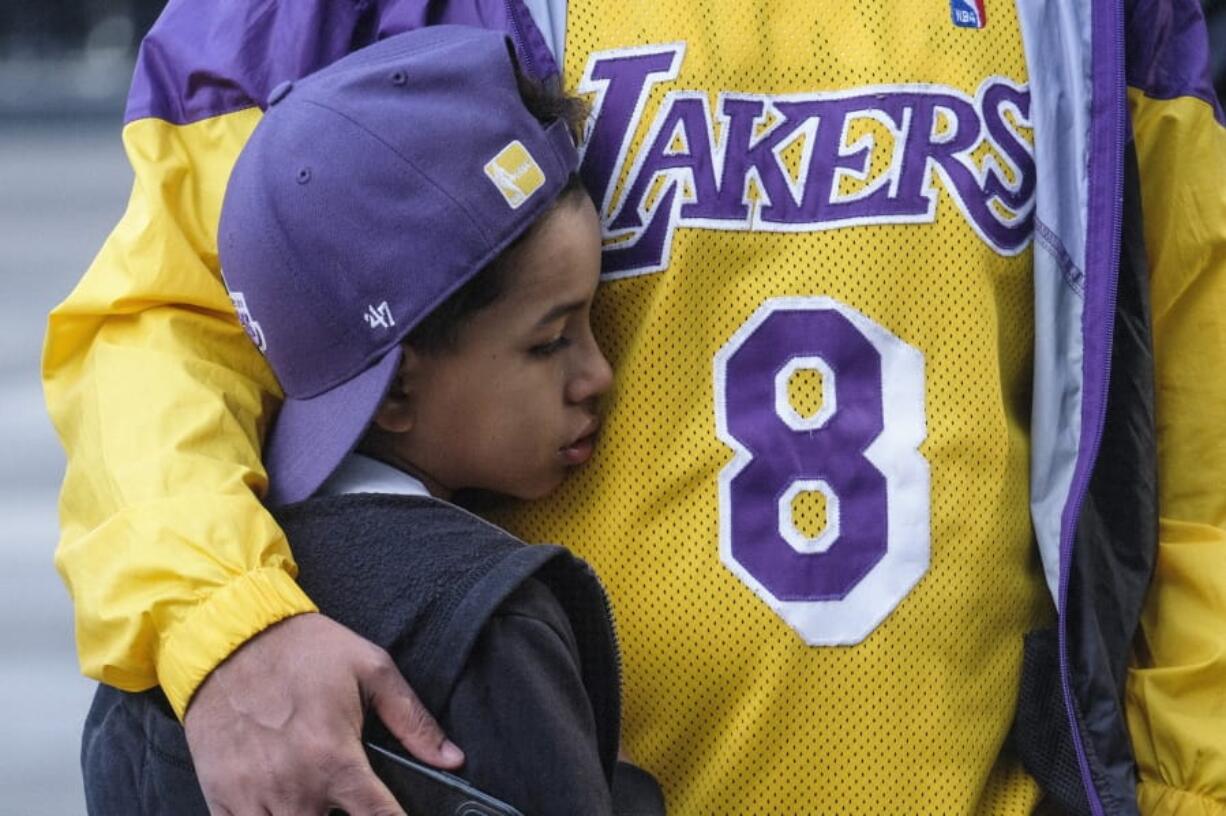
[{"xmin": 382, "ymin": 195, "xmax": 612, "ymax": 500}]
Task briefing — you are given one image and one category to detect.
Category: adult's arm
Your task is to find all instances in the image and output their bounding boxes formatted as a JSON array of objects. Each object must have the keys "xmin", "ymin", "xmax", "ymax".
[
  {"xmin": 45, "ymin": 0, "xmax": 373, "ymax": 726},
  {"xmin": 43, "ymin": 1, "xmax": 553, "ymax": 811},
  {"xmin": 43, "ymin": 0, "xmax": 558, "ymax": 729},
  {"xmin": 1124, "ymin": 2, "xmax": 1226, "ymax": 813}
]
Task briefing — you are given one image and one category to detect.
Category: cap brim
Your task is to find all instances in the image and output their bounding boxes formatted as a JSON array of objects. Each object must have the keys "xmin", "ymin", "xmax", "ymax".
[{"xmin": 263, "ymin": 346, "xmax": 403, "ymax": 507}]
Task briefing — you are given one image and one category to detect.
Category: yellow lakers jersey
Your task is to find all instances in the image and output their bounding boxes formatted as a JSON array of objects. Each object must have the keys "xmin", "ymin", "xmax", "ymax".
[{"xmin": 493, "ymin": 2, "xmax": 1056, "ymax": 812}]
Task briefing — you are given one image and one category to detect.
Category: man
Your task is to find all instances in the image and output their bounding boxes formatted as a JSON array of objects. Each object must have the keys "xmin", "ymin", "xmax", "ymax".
[{"xmin": 45, "ymin": 0, "xmax": 1226, "ymax": 813}]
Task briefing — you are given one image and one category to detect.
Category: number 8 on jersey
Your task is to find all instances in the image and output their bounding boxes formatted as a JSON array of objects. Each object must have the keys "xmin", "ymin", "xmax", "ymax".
[{"xmin": 714, "ymin": 297, "xmax": 931, "ymax": 645}]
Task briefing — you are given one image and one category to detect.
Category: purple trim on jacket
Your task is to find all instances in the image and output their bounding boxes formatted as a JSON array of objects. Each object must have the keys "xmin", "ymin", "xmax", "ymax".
[
  {"xmin": 125, "ymin": 0, "xmax": 559, "ymax": 126},
  {"xmin": 1125, "ymin": 0, "xmax": 1226, "ymax": 124},
  {"xmin": 373, "ymin": 0, "xmax": 558, "ymax": 81},
  {"xmin": 1058, "ymin": 0, "xmax": 1128, "ymax": 814}
]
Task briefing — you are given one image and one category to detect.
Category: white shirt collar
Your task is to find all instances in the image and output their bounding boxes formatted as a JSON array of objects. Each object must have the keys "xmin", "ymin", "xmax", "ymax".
[{"xmin": 316, "ymin": 453, "xmax": 432, "ymax": 499}]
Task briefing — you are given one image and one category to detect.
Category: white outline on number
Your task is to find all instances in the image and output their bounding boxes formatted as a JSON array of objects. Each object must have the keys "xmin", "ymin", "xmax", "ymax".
[
  {"xmin": 774, "ymin": 355, "xmax": 837, "ymax": 430},
  {"xmin": 713, "ymin": 297, "xmax": 930, "ymax": 645},
  {"xmin": 778, "ymin": 479, "xmax": 841, "ymax": 555}
]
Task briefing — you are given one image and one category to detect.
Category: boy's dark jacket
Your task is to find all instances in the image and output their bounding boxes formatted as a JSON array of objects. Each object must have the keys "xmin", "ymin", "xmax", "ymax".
[{"xmin": 83, "ymin": 494, "xmax": 663, "ymax": 816}]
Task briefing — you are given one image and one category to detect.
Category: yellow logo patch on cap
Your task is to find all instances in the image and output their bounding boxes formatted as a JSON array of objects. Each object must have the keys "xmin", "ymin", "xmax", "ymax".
[{"xmin": 484, "ymin": 140, "xmax": 545, "ymax": 209}]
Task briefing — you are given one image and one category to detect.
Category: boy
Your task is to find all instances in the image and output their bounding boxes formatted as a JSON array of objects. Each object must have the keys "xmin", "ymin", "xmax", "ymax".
[{"xmin": 80, "ymin": 25, "xmax": 663, "ymax": 816}]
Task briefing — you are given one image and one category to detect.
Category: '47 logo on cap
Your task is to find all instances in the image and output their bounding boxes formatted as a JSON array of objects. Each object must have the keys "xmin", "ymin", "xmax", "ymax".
[
  {"xmin": 951, "ymin": 0, "xmax": 987, "ymax": 28},
  {"xmin": 484, "ymin": 141, "xmax": 545, "ymax": 209},
  {"xmin": 365, "ymin": 301, "xmax": 395, "ymax": 330}
]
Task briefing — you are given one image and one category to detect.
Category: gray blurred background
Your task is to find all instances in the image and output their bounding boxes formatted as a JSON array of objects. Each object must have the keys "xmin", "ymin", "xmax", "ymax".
[
  {"xmin": 2, "ymin": 3, "xmax": 164, "ymax": 813},
  {"xmin": 2, "ymin": 3, "xmax": 1224, "ymax": 814}
]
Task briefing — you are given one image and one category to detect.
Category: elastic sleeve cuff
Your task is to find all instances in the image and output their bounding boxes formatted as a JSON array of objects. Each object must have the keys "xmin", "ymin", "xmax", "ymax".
[
  {"xmin": 1139, "ymin": 781, "xmax": 1226, "ymax": 816},
  {"xmin": 157, "ymin": 565, "xmax": 318, "ymax": 719}
]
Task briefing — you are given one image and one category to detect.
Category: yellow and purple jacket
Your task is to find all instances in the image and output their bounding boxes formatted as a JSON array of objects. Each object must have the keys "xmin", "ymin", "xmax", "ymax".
[{"xmin": 43, "ymin": 1, "xmax": 1225, "ymax": 813}]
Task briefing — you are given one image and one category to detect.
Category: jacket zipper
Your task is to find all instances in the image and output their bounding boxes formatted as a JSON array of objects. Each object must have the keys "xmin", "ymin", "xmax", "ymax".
[
  {"xmin": 1057, "ymin": 1, "xmax": 1127, "ymax": 813},
  {"xmin": 582, "ymin": 558, "xmax": 625, "ymax": 761}
]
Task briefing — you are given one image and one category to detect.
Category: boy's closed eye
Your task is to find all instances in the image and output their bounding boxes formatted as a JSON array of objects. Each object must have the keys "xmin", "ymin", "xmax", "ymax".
[
  {"xmin": 529, "ymin": 335, "xmax": 572, "ymax": 357},
  {"xmin": 527, "ymin": 298, "xmax": 587, "ymax": 356}
]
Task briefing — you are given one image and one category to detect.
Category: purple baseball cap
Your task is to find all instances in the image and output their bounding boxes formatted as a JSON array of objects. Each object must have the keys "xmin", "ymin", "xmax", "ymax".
[{"xmin": 218, "ymin": 26, "xmax": 579, "ymax": 506}]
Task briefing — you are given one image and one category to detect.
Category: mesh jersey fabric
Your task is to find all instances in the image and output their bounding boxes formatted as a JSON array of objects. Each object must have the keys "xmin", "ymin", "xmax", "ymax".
[{"xmin": 489, "ymin": 1, "xmax": 1055, "ymax": 812}]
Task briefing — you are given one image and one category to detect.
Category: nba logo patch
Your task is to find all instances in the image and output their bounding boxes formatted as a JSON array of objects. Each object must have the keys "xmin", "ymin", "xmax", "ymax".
[
  {"xmin": 484, "ymin": 140, "xmax": 545, "ymax": 209},
  {"xmin": 951, "ymin": 0, "xmax": 987, "ymax": 28}
]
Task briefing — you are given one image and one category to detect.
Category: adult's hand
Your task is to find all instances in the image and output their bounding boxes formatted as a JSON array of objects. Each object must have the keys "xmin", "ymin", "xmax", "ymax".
[{"xmin": 184, "ymin": 612, "xmax": 464, "ymax": 815}]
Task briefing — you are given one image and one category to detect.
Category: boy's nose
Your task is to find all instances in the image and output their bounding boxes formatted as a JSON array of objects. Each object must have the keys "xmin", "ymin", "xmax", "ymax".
[{"xmin": 568, "ymin": 343, "xmax": 614, "ymax": 403}]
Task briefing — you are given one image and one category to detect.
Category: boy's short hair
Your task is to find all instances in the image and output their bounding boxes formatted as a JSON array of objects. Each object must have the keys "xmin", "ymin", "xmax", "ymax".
[{"xmin": 218, "ymin": 26, "xmax": 582, "ymax": 506}]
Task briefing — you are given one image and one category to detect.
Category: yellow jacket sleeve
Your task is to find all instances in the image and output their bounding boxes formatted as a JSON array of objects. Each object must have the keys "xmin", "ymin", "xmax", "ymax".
[
  {"xmin": 41, "ymin": 0, "xmax": 542, "ymax": 724},
  {"xmin": 43, "ymin": 109, "xmax": 317, "ymax": 719},
  {"xmin": 1127, "ymin": 87, "xmax": 1226, "ymax": 815}
]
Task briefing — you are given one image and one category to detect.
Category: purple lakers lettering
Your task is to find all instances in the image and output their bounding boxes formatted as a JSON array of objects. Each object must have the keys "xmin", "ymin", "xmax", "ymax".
[{"xmin": 577, "ymin": 44, "xmax": 1034, "ymax": 278}]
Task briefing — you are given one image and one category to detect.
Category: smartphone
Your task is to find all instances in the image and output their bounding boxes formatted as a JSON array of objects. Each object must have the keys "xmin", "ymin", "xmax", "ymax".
[{"xmin": 364, "ymin": 741, "xmax": 525, "ymax": 816}]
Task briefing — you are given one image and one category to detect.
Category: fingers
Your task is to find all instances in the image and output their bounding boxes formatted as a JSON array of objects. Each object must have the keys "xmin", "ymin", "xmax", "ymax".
[
  {"xmin": 327, "ymin": 755, "xmax": 407, "ymax": 816},
  {"xmin": 206, "ymin": 755, "xmax": 406, "ymax": 816},
  {"xmin": 361, "ymin": 651, "xmax": 465, "ymax": 769},
  {"xmin": 185, "ymin": 615, "xmax": 451, "ymax": 815}
]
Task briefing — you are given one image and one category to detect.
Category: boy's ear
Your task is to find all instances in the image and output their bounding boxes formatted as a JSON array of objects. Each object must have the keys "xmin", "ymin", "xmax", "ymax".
[{"xmin": 371, "ymin": 347, "xmax": 420, "ymax": 434}]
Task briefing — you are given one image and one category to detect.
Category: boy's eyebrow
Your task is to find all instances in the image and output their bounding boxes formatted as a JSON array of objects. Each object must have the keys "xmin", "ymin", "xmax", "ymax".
[{"xmin": 535, "ymin": 299, "xmax": 586, "ymax": 326}]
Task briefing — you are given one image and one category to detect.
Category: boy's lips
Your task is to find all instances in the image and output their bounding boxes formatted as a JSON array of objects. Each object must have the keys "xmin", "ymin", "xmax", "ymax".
[{"xmin": 560, "ymin": 419, "xmax": 601, "ymax": 465}]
